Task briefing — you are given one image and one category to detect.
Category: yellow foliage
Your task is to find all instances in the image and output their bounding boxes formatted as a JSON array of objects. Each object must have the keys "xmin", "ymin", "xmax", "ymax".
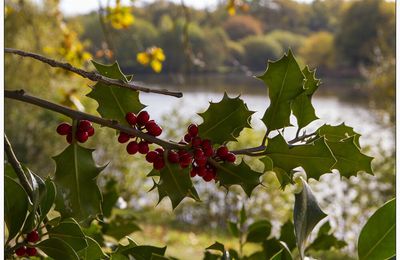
[
  {"xmin": 106, "ymin": 2, "xmax": 134, "ymax": 30},
  {"xmin": 137, "ymin": 47, "xmax": 165, "ymax": 73},
  {"xmin": 226, "ymin": 0, "xmax": 250, "ymax": 16}
]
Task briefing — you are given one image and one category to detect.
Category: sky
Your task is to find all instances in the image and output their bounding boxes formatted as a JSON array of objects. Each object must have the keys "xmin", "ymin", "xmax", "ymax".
[{"xmin": 57, "ymin": 0, "xmax": 312, "ymax": 16}]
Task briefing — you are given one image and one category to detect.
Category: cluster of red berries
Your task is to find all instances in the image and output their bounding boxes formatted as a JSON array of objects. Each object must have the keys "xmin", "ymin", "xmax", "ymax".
[
  {"xmin": 15, "ymin": 230, "xmax": 39, "ymax": 257},
  {"xmin": 147, "ymin": 124, "xmax": 236, "ymax": 182},
  {"xmin": 56, "ymin": 120, "xmax": 95, "ymax": 143},
  {"xmin": 117, "ymin": 111, "xmax": 162, "ymax": 155}
]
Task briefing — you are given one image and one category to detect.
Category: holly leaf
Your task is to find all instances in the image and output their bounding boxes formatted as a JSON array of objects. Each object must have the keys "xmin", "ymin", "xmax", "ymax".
[
  {"xmin": 215, "ymin": 160, "xmax": 263, "ymax": 197},
  {"xmin": 279, "ymin": 221, "xmax": 296, "ymax": 251},
  {"xmin": 292, "ymin": 67, "xmax": 320, "ymax": 129},
  {"xmin": 306, "ymin": 221, "xmax": 346, "ymax": 252},
  {"xmin": 39, "ymin": 178, "xmax": 56, "ymax": 223},
  {"xmin": 5, "ymin": 175, "xmax": 29, "ymax": 241},
  {"xmin": 48, "ymin": 218, "xmax": 88, "ymax": 252},
  {"xmin": 246, "ymin": 220, "xmax": 272, "ymax": 243},
  {"xmin": 117, "ymin": 244, "xmax": 167, "ymax": 259},
  {"xmin": 102, "ymin": 178, "xmax": 119, "ymax": 218},
  {"xmin": 326, "ymin": 136, "xmax": 373, "ymax": 177},
  {"xmin": 153, "ymin": 162, "xmax": 200, "ymax": 209},
  {"xmin": 103, "ymin": 213, "xmax": 141, "ymax": 241},
  {"xmin": 77, "ymin": 236, "xmax": 107, "ymax": 260},
  {"xmin": 37, "ymin": 238, "xmax": 79, "ymax": 260},
  {"xmin": 198, "ymin": 93, "xmax": 254, "ymax": 144},
  {"xmin": 260, "ymin": 156, "xmax": 273, "ymax": 172},
  {"xmin": 273, "ymin": 167, "xmax": 293, "ymax": 190},
  {"xmin": 87, "ymin": 61, "xmax": 145, "ymax": 125},
  {"xmin": 53, "ymin": 144, "xmax": 105, "ymax": 221},
  {"xmin": 358, "ymin": 198, "xmax": 395, "ymax": 260},
  {"xmin": 266, "ymin": 135, "xmax": 336, "ymax": 180},
  {"xmin": 259, "ymin": 50, "xmax": 305, "ymax": 132},
  {"xmin": 206, "ymin": 241, "xmax": 226, "ymax": 253},
  {"xmin": 270, "ymin": 242, "xmax": 293, "ymax": 260},
  {"xmin": 228, "ymin": 221, "xmax": 240, "ymax": 237},
  {"xmin": 294, "ymin": 178, "xmax": 327, "ymax": 259},
  {"xmin": 318, "ymin": 123, "xmax": 361, "ymax": 148}
]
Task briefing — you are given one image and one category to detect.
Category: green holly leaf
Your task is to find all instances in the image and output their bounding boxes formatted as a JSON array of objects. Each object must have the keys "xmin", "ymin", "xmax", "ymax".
[
  {"xmin": 262, "ymin": 239, "xmax": 284, "ymax": 259},
  {"xmin": 215, "ymin": 160, "xmax": 263, "ymax": 197},
  {"xmin": 306, "ymin": 222, "xmax": 346, "ymax": 252},
  {"xmin": 198, "ymin": 93, "xmax": 254, "ymax": 144},
  {"xmin": 48, "ymin": 218, "xmax": 88, "ymax": 252},
  {"xmin": 53, "ymin": 144, "xmax": 105, "ymax": 221},
  {"xmin": 279, "ymin": 221, "xmax": 296, "ymax": 251},
  {"xmin": 260, "ymin": 156, "xmax": 273, "ymax": 172},
  {"xmin": 273, "ymin": 167, "xmax": 293, "ymax": 190},
  {"xmin": 117, "ymin": 244, "xmax": 167, "ymax": 259},
  {"xmin": 5, "ymin": 175, "xmax": 29, "ymax": 241},
  {"xmin": 292, "ymin": 67, "xmax": 320, "ymax": 129},
  {"xmin": 326, "ymin": 136, "xmax": 373, "ymax": 177},
  {"xmin": 318, "ymin": 123, "xmax": 361, "ymax": 148},
  {"xmin": 103, "ymin": 213, "xmax": 141, "ymax": 241},
  {"xmin": 294, "ymin": 178, "xmax": 327, "ymax": 259},
  {"xmin": 240, "ymin": 205, "xmax": 247, "ymax": 226},
  {"xmin": 228, "ymin": 221, "xmax": 240, "ymax": 237},
  {"xmin": 358, "ymin": 198, "xmax": 395, "ymax": 260},
  {"xmin": 206, "ymin": 241, "xmax": 226, "ymax": 253},
  {"xmin": 246, "ymin": 220, "xmax": 272, "ymax": 243},
  {"xmin": 39, "ymin": 178, "xmax": 56, "ymax": 223},
  {"xmin": 270, "ymin": 242, "xmax": 293, "ymax": 260},
  {"xmin": 102, "ymin": 178, "xmax": 119, "ymax": 218},
  {"xmin": 87, "ymin": 61, "xmax": 145, "ymax": 125},
  {"xmin": 78, "ymin": 236, "xmax": 107, "ymax": 260},
  {"xmin": 153, "ymin": 162, "xmax": 200, "ymax": 209},
  {"xmin": 259, "ymin": 50, "xmax": 305, "ymax": 132},
  {"xmin": 37, "ymin": 238, "xmax": 79, "ymax": 260},
  {"xmin": 266, "ymin": 135, "xmax": 336, "ymax": 180}
]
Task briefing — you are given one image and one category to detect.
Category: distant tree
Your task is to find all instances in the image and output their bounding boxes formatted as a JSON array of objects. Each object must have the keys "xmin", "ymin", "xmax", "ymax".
[
  {"xmin": 240, "ymin": 35, "xmax": 282, "ymax": 70},
  {"xmin": 300, "ymin": 31, "xmax": 335, "ymax": 71},
  {"xmin": 223, "ymin": 15, "xmax": 263, "ymax": 41},
  {"xmin": 335, "ymin": 0, "xmax": 395, "ymax": 65}
]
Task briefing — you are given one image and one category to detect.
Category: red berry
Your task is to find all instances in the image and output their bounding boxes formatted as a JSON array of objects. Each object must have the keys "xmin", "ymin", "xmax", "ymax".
[
  {"xmin": 191, "ymin": 137, "xmax": 202, "ymax": 147},
  {"xmin": 193, "ymin": 148, "xmax": 204, "ymax": 159},
  {"xmin": 146, "ymin": 151, "xmax": 158, "ymax": 163},
  {"xmin": 125, "ymin": 112, "xmax": 137, "ymax": 125},
  {"xmin": 180, "ymin": 153, "xmax": 192, "ymax": 164},
  {"xmin": 190, "ymin": 167, "xmax": 198, "ymax": 177},
  {"xmin": 87, "ymin": 127, "xmax": 95, "ymax": 137},
  {"xmin": 15, "ymin": 246, "xmax": 26, "ymax": 256},
  {"xmin": 146, "ymin": 121, "xmax": 162, "ymax": 136},
  {"xmin": 168, "ymin": 151, "xmax": 180, "ymax": 163},
  {"xmin": 56, "ymin": 123, "xmax": 71, "ymax": 135},
  {"xmin": 201, "ymin": 139, "xmax": 212, "ymax": 150},
  {"xmin": 195, "ymin": 156, "xmax": 207, "ymax": 166},
  {"xmin": 27, "ymin": 230, "xmax": 40, "ymax": 243},
  {"xmin": 138, "ymin": 141, "xmax": 149, "ymax": 154},
  {"xmin": 78, "ymin": 120, "xmax": 92, "ymax": 132},
  {"xmin": 187, "ymin": 124, "xmax": 198, "ymax": 137},
  {"xmin": 26, "ymin": 247, "xmax": 37, "ymax": 256},
  {"xmin": 66, "ymin": 132, "xmax": 73, "ymax": 144},
  {"xmin": 155, "ymin": 148, "xmax": 164, "ymax": 155},
  {"xmin": 153, "ymin": 156, "xmax": 165, "ymax": 170},
  {"xmin": 137, "ymin": 111, "xmax": 150, "ymax": 125},
  {"xmin": 203, "ymin": 147, "xmax": 214, "ymax": 157},
  {"xmin": 126, "ymin": 141, "xmax": 139, "ymax": 154},
  {"xmin": 197, "ymin": 167, "xmax": 207, "ymax": 177},
  {"xmin": 76, "ymin": 131, "xmax": 89, "ymax": 143},
  {"xmin": 203, "ymin": 172, "xmax": 214, "ymax": 182},
  {"xmin": 184, "ymin": 134, "xmax": 193, "ymax": 143},
  {"xmin": 217, "ymin": 146, "xmax": 229, "ymax": 158},
  {"xmin": 118, "ymin": 132, "xmax": 131, "ymax": 143},
  {"xmin": 226, "ymin": 152, "xmax": 236, "ymax": 163}
]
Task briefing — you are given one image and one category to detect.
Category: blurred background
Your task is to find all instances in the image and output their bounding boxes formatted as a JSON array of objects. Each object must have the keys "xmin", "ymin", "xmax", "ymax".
[{"xmin": 5, "ymin": 0, "xmax": 395, "ymax": 259}]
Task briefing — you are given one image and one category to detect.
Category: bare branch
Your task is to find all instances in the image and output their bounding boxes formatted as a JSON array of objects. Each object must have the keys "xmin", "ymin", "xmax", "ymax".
[
  {"xmin": 4, "ymin": 48, "xmax": 183, "ymax": 98},
  {"xmin": 5, "ymin": 90, "xmax": 185, "ymax": 150}
]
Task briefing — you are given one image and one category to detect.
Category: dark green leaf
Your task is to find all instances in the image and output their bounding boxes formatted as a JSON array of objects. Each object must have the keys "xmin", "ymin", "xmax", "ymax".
[
  {"xmin": 292, "ymin": 67, "xmax": 320, "ymax": 129},
  {"xmin": 37, "ymin": 238, "xmax": 79, "ymax": 260},
  {"xmin": 203, "ymin": 251, "xmax": 221, "ymax": 260},
  {"xmin": 88, "ymin": 60, "xmax": 145, "ymax": 125},
  {"xmin": 228, "ymin": 221, "xmax": 240, "ymax": 237},
  {"xmin": 4, "ymin": 163, "xmax": 18, "ymax": 179},
  {"xmin": 216, "ymin": 160, "xmax": 263, "ymax": 197},
  {"xmin": 246, "ymin": 220, "xmax": 272, "ymax": 243},
  {"xmin": 270, "ymin": 242, "xmax": 293, "ymax": 260},
  {"xmin": 358, "ymin": 198, "xmax": 395, "ymax": 260},
  {"xmin": 240, "ymin": 205, "xmax": 247, "ymax": 226},
  {"xmin": 53, "ymin": 144, "xmax": 105, "ymax": 221},
  {"xmin": 104, "ymin": 213, "xmax": 141, "ymax": 241},
  {"xmin": 5, "ymin": 175, "xmax": 29, "ymax": 241},
  {"xmin": 294, "ymin": 178, "xmax": 327, "ymax": 259},
  {"xmin": 259, "ymin": 50, "xmax": 305, "ymax": 132},
  {"xmin": 279, "ymin": 221, "xmax": 296, "ymax": 251},
  {"xmin": 48, "ymin": 218, "xmax": 88, "ymax": 252},
  {"xmin": 262, "ymin": 239, "xmax": 283, "ymax": 259},
  {"xmin": 273, "ymin": 167, "xmax": 292, "ymax": 189},
  {"xmin": 119, "ymin": 245, "xmax": 167, "ymax": 259},
  {"xmin": 318, "ymin": 123, "xmax": 361, "ymax": 147},
  {"xmin": 77, "ymin": 236, "xmax": 107, "ymax": 260},
  {"xmin": 198, "ymin": 93, "xmax": 254, "ymax": 144},
  {"xmin": 243, "ymin": 251, "xmax": 266, "ymax": 260},
  {"xmin": 39, "ymin": 178, "xmax": 56, "ymax": 223},
  {"xmin": 326, "ymin": 136, "xmax": 373, "ymax": 177},
  {"xmin": 82, "ymin": 221, "xmax": 105, "ymax": 246},
  {"xmin": 260, "ymin": 156, "xmax": 273, "ymax": 172},
  {"xmin": 306, "ymin": 221, "xmax": 346, "ymax": 252},
  {"xmin": 153, "ymin": 162, "xmax": 200, "ymax": 209},
  {"xmin": 266, "ymin": 135, "xmax": 336, "ymax": 180},
  {"xmin": 206, "ymin": 241, "xmax": 225, "ymax": 253},
  {"xmin": 102, "ymin": 178, "xmax": 119, "ymax": 218},
  {"xmin": 228, "ymin": 249, "xmax": 240, "ymax": 259}
]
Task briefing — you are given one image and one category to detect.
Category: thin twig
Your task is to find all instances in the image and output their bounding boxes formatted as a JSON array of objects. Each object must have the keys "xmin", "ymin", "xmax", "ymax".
[
  {"xmin": 4, "ymin": 134, "xmax": 34, "ymax": 200},
  {"xmin": 5, "ymin": 90, "xmax": 185, "ymax": 150},
  {"xmin": 231, "ymin": 145, "xmax": 267, "ymax": 156},
  {"xmin": 288, "ymin": 132, "xmax": 316, "ymax": 144},
  {"xmin": 4, "ymin": 48, "xmax": 183, "ymax": 98}
]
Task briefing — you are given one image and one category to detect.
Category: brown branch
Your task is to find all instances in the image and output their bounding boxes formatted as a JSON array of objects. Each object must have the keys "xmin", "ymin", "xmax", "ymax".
[
  {"xmin": 4, "ymin": 48, "xmax": 183, "ymax": 98},
  {"xmin": 4, "ymin": 134, "xmax": 34, "ymax": 200},
  {"xmin": 288, "ymin": 132, "xmax": 316, "ymax": 144},
  {"xmin": 5, "ymin": 90, "xmax": 185, "ymax": 150},
  {"xmin": 231, "ymin": 145, "xmax": 267, "ymax": 156}
]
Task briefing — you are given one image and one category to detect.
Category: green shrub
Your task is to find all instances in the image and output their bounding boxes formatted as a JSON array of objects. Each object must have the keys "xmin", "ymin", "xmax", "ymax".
[
  {"xmin": 265, "ymin": 30, "xmax": 305, "ymax": 52},
  {"xmin": 299, "ymin": 31, "xmax": 334, "ymax": 70},
  {"xmin": 223, "ymin": 15, "xmax": 263, "ymax": 41}
]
